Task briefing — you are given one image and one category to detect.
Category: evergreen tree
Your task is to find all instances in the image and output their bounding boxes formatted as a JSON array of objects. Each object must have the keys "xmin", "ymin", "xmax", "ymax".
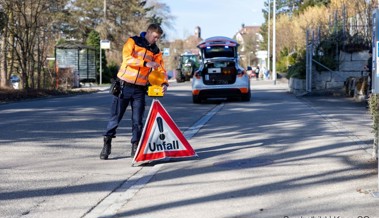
[{"xmin": 86, "ymin": 30, "xmax": 112, "ymax": 83}]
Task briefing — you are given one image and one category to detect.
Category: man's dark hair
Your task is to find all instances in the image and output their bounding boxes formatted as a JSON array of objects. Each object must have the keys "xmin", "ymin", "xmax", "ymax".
[{"xmin": 147, "ymin": 24, "xmax": 163, "ymax": 35}]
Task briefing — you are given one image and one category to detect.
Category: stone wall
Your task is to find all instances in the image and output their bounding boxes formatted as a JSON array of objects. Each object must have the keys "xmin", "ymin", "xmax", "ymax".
[
  {"xmin": 288, "ymin": 51, "xmax": 370, "ymax": 95},
  {"xmin": 288, "ymin": 77, "xmax": 306, "ymax": 96}
]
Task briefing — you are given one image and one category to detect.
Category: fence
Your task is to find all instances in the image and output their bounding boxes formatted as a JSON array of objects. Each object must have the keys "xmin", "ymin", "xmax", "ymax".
[{"xmin": 305, "ymin": 3, "xmax": 373, "ymax": 94}]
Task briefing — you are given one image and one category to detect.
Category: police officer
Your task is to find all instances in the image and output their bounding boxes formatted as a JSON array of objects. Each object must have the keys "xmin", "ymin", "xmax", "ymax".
[{"xmin": 100, "ymin": 24, "xmax": 168, "ymax": 160}]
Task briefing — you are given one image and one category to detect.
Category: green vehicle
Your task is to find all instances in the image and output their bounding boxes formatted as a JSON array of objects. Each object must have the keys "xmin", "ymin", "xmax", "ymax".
[{"xmin": 176, "ymin": 52, "xmax": 199, "ymax": 83}]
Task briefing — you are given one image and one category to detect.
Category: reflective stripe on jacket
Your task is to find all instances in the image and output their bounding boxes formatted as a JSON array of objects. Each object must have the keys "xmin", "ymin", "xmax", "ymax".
[{"xmin": 117, "ymin": 33, "xmax": 167, "ymax": 86}]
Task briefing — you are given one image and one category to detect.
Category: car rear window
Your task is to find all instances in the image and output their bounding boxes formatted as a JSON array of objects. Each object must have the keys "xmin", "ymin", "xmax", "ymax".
[{"xmin": 204, "ymin": 46, "xmax": 235, "ymax": 58}]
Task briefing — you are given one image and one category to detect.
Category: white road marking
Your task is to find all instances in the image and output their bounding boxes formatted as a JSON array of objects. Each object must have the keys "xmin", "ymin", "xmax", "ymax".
[{"xmin": 83, "ymin": 103, "xmax": 224, "ymax": 218}]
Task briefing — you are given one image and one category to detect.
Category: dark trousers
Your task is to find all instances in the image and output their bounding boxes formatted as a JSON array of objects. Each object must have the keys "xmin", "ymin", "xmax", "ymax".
[{"xmin": 103, "ymin": 85, "xmax": 146, "ymax": 144}]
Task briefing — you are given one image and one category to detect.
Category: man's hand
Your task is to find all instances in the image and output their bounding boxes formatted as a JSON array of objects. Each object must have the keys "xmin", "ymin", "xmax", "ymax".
[
  {"xmin": 162, "ymin": 84, "xmax": 168, "ymax": 94},
  {"xmin": 145, "ymin": 61, "xmax": 160, "ymax": 69}
]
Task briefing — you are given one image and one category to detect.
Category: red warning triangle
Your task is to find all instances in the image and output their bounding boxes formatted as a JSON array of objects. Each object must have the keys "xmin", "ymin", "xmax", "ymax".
[{"xmin": 132, "ymin": 99, "xmax": 198, "ymax": 165}]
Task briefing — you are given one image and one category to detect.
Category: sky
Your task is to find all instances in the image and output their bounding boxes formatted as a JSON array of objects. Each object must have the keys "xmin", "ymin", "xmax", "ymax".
[{"xmin": 158, "ymin": 0, "xmax": 266, "ymax": 41}]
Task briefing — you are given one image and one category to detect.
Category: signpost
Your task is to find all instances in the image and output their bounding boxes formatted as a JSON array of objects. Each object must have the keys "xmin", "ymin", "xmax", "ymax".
[
  {"xmin": 163, "ymin": 48, "xmax": 170, "ymax": 56},
  {"xmin": 371, "ymin": 9, "xmax": 379, "ymax": 198},
  {"xmin": 100, "ymin": 40, "xmax": 111, "ymax": 85}
]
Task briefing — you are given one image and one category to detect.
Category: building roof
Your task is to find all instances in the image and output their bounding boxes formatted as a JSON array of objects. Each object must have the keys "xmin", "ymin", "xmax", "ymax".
[
  {"xmin": 238, "ymin": 25, "xmax": 261, "ymax": 36},
  {"xmin": 235, "ymin": 25, "xmax": 262, "ymax": 52},
  {"xmin": 55, "ymin": 41, "xmax": 95, "ymax": 50}
]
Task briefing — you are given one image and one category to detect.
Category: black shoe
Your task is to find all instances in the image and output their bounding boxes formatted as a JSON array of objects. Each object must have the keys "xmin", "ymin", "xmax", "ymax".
[
  {"xmin": 131, "ymin": 143, "xmax": 138, "ymax": 157},
  {"xmin": 100, "ymin": 136, "xmax": 112, "ymax": 160}
]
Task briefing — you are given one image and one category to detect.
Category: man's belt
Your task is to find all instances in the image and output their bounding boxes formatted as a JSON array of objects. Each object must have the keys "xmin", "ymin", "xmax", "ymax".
[{"xmin": 121, "ymin": 81, "xmax": 146, "ymax": 90}]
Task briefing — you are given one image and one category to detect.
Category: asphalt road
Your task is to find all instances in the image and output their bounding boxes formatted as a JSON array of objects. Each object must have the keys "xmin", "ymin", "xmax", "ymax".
[{"xmin": 0, "ymin": 80, "xmax": 378, "ymax": 218}]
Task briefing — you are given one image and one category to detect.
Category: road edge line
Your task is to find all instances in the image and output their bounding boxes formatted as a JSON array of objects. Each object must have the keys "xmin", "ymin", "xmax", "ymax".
[{"xmin": 83, "ymin": 103, "xmax": 224, "ymax": 218}]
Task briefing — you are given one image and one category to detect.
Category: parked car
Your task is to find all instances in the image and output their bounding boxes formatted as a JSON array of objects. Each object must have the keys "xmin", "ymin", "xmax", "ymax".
[
  {"xmin": 10, "ymin": 74, "xmax": 20, "ymax": 89},
  {"xmin": 191, "ymin": 36, "xmax": 251, "ymax": 103},
  {"xmin": 10, "ymin": 74, "xmax": 20, "ymax": 82}
]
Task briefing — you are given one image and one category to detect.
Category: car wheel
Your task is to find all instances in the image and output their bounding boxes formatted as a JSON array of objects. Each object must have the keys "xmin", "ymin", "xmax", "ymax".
[
  {"xmin": 192, "ymin": 95, "xmax": 201, "ymax": 104},
  {"xmin": 241, "ymin": 90, "xmax": 251, "ymax": 102},
  {"xmin": 176, "ymin": 72, "xmax": 185, "ymax": 83}
]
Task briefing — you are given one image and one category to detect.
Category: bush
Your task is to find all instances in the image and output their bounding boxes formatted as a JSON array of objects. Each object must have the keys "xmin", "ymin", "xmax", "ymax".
[
  {"xmin": 287, "ymin": 61, "xmax": 306, "ymax": 79},
  {"xmin": 275, "ymin": 46, "xmax": 299, "ymax": 75},
  {"xmin": 342, "ymin": 33, "xmax": 370, "ymax": 53},
  {"xmin": 102, "ymin": 61, "xmax": 119, "ymax": 83},
  {"xmin": 286, "ymin": 50, "xmax": 306, "ymax": 79},
  {"xmin": 314, "ymin": 38, "xmax": 339, "ymax": 71},
  {"xmin": 369, "ymin": 94, "xmax": 379, "ymax": 158}
]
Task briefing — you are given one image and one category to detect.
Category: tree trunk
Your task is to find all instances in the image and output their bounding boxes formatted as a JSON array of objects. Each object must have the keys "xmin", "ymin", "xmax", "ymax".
[
  {"xmin": 0, "ymin": 36, "xmax": 6, "ymax": 88},
  {"xmin": 0, "ymin": 12, "xmax": 9, "ymax": 88}
]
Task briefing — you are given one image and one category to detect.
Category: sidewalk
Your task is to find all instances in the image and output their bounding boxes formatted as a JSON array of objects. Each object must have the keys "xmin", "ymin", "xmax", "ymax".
[
  {"xmin": 299, "ymin": 93, "xmax": 374, "ymax": 157},
  {"xmin": 90, "ymin": 80, "xmax": 379, "ymax": 218},
  {"xmin": 255, "ymin": 79, "xmax": 374, "ymax": 155}
]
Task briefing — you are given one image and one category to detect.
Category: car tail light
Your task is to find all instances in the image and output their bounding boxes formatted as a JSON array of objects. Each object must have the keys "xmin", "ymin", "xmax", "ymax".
[
  {"xmin": 222, "ymin": 69, "xmax": 231, "ymax": 75},
  {"xmin": 239, "ymin": 88, "xmax": 249, "ymax": 93},
  {"xmin": 192, "ymin": 90, "xmax": 200, "ymax": 95},
  {"xmin": 222, "ymin": 68, "xmax": 236, "ymax": 75}
]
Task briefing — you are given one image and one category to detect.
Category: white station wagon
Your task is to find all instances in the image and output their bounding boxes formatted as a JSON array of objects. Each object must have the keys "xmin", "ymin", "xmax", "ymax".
[{"xmin": 191, "ymin": 36, "xmax": 251, "ymax": 103}]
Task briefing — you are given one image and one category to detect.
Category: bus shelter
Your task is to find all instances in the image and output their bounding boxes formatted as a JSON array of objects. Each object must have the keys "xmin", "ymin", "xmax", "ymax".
[{"xmin": 55, "ymin": 42, "xmax": 97, "ymax": 88}]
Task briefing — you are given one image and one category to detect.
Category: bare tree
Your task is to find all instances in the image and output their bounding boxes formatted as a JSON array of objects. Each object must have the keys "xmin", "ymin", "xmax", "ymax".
[
  {"xmin": 0, "ymin": 0, "xmax": 68, "ymax": 89},
  {"xmin": 0, "ymin": 0, "xmax": 175, "ymax": 89},
  {"xmin": 0, "ymin": 4, "xmax": 8, "ymax": 87}
]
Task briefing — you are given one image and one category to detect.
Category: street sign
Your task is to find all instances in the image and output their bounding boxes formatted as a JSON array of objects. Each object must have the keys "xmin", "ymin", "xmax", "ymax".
[
  {"xmin": 132, "ymin": 99, "xmax": 197, "ymax": 166},
  {"xmin": 100, "ymin": 40, "xmax": 111, "ymax": 49},
  {"xmin": 256, "ymin": 50, "xmax": 268, "ymax": 59},
  {"xmin": 163, "ymin": 48, "xmax": 170, "ymax": 56},
  {"xmin": 99, "ymin": 39, "xmax": 110, "ymax": 85}
]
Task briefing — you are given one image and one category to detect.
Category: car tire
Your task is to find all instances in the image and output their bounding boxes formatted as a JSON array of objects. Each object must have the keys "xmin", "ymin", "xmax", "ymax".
[
  {"xmin": 192, "ymin": 95, "xmax": 201, "ymax": 104},
  {"xmin": 176, "ymin": 71, "xmax": 185, "ymax": 83},
  {"xmin": 241, "ymin": 90, "xmax": 251, "ymax": 102}
]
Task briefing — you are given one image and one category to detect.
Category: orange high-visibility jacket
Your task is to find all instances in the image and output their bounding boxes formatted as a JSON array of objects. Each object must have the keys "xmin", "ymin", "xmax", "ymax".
[{"xmin": 117, "ymin": 33, "xmax": 168, "ymax": 86}]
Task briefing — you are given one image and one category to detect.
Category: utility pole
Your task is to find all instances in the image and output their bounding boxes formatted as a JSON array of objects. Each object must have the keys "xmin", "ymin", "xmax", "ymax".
[
  {"xmin": 272, "ymin": 0, "xmax": 277, "ymax": 85},
  {"xmin": 373, "ymin": 0, "xmax": 379, "ymax": 199},
  {"xmin": 104, "ymin": 0, "xmax": 107, "ymax": 21},
  {"xmin": 267, "ymin": 0, "xmax": 271, "ymax": 74},
  {"xmin": 100, "ymin": 0, "xmax": 107, "ymax": 85}
]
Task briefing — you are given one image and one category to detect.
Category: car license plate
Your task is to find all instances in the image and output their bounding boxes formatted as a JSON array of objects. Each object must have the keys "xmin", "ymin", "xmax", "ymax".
[{"xmin": 207, "ymin": 68, "xmax": 221, "ymax": 74}]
